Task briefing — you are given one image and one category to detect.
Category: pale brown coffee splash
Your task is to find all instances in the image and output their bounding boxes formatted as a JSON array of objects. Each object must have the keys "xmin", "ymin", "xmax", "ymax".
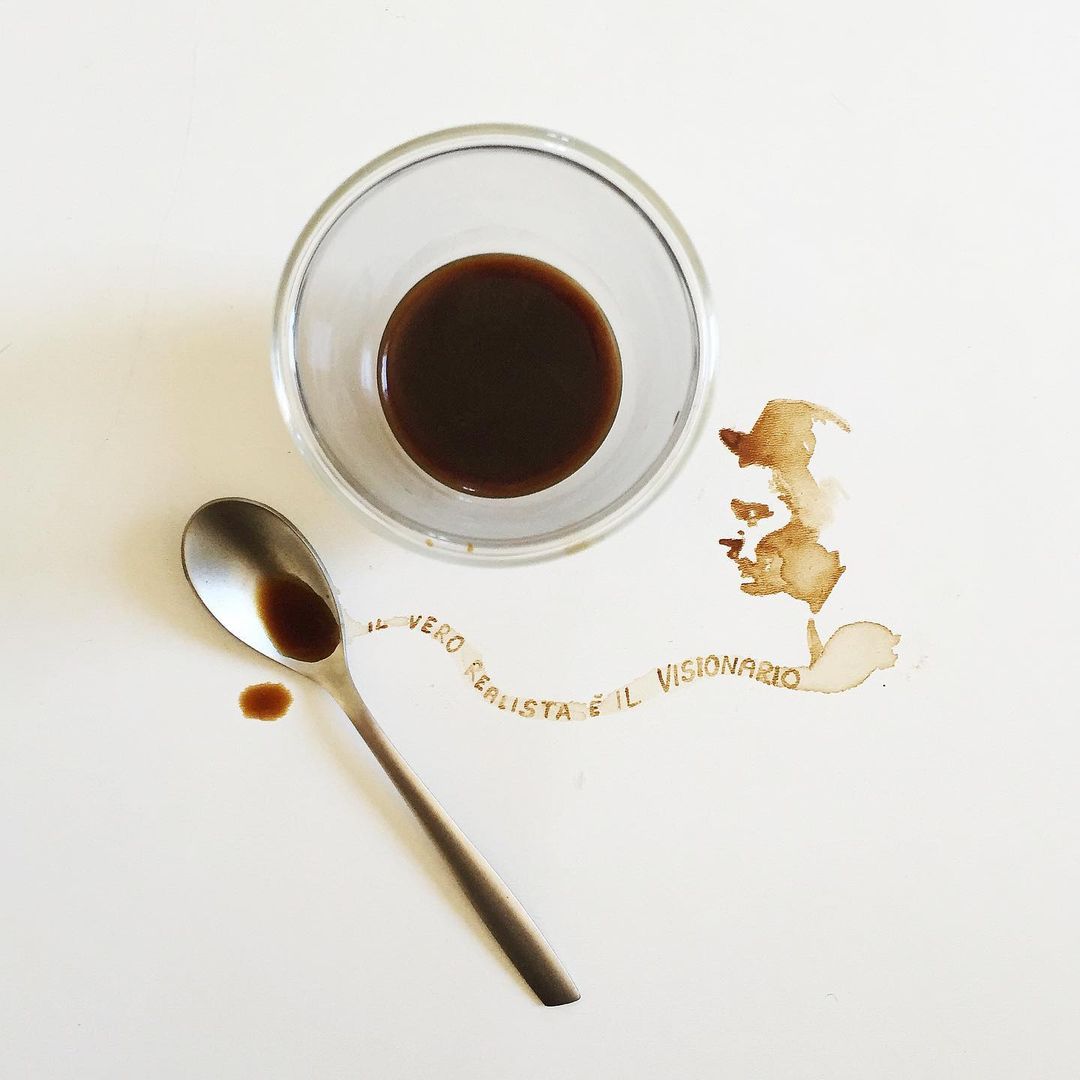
[
  {"xmin": 797, "ymin": 620, "xmax": 901, "ymax": 694},
  {"xmin": 730, "ymin": 499, "xmax": 773, "ymax": 527},
  {"xmin": 719, "ymin": 400, "xmax": 899, "ymax": 694},
  {"xmin": 719, "ymin": 400, "xmax": 848, "ymax": 612}
]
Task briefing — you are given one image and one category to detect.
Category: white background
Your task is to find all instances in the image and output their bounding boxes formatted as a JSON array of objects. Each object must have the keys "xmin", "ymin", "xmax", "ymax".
[{"xmin": 3, "ymin": 1, "xmax": 1079, "ymax": 1076}]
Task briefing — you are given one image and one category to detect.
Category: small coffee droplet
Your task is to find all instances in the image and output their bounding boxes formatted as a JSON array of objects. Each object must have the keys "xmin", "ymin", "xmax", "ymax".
[{"xmin": 239, "ymin": 682, "xmax": 293, "ymax": 720}]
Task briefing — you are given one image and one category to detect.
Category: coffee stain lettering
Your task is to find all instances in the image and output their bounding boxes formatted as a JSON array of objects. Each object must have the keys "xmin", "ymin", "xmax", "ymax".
[{"xmin": 345, "ymin": 610, "xmax": 882, "ymax": 721}]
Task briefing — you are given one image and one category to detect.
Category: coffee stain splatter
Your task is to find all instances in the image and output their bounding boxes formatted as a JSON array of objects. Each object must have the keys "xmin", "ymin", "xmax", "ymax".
[
  {"xmin": 718, "ymin": 400, "xmax": 900, "ymax": 693},
  {"xmin": 807, "ymin": 617, "xmax": 825, "ymax": 665},
  {"xmin": 719, "ymin": 520, "xmax": 845, "ymax": 613},
  {"xmin": 721, "ymin": 400, "xmax": 849, "ymax": 527},
  {"xmin": 718, "ymin": 537, "xmax": 744, "ymax": 560},
  {"xmin": 797, "ymin": 620, "xmax": 900, "ymax": 693},
  {"xmin": 731, "ymin": 499, "xmax": 773, "ymax": 527},
  {"xmin": 719, "ymin": 400, "xmax": 848, "ymax": 612}
]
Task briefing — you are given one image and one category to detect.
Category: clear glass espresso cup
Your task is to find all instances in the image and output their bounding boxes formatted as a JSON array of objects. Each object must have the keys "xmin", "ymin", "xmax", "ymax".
[{"xmin": 272, "ymin": 124, "xmax": 714, "ymax": 562}]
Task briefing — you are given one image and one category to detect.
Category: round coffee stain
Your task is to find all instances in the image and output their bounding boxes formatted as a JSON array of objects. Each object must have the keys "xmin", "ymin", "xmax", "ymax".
[{"xmin": 239, "ymin": 682, "xmax": 293, "ymax": 720}]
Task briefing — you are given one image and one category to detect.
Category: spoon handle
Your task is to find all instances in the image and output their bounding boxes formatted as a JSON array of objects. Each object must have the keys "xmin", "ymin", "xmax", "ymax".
[{"xmin": 336, "ymin": 682, "xmax": 580, "ymax": 1007}]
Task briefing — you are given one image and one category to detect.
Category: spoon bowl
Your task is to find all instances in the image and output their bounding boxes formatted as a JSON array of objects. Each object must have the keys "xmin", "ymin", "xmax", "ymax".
[
  {"xmin": 182, "ymin": 498, "xmax": 344, "ymax": 673},
  {"xmin": 180, "ymin": 497, "xmax": 579, "ymax": 1006}
]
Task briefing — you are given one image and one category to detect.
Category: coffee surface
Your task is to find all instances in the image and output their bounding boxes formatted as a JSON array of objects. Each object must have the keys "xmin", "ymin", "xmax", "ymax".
[
  {"xmin": 256, "ymin": 575, "xmax": 340, "ymax": 663},
  {"xmin": 378, "ymin": 253, "xmax": 621, "ymax": 498}
]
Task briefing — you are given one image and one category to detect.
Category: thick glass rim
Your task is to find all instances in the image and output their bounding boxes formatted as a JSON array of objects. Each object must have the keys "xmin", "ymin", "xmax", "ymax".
[{"xmin": 272, "ymin": 123, "xmax": 716, "ymax": 563}]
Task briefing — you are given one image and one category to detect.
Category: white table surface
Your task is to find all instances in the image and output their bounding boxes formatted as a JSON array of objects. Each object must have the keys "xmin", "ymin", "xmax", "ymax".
[{"xmin": 4, "ymin": 1, "xmax": 1079, "ymax": 1076}]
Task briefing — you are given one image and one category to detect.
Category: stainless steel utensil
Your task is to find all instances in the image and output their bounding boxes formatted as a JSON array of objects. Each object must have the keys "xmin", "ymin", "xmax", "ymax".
[{"xmin": 181, "ymin": 497, "xmax": 579, "ymax": 1006}]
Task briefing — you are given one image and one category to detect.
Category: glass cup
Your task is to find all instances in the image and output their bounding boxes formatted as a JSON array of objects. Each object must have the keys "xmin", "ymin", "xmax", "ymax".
[{"xmin": 273, "ymin": 124, "xmax": 714, "ymax": 562}]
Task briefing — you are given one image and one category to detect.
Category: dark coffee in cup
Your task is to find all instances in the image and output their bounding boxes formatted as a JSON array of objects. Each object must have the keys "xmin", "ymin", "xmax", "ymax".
[{"xmin": 378, "ymin": 253, "xmax": 621, "ymax": 498}]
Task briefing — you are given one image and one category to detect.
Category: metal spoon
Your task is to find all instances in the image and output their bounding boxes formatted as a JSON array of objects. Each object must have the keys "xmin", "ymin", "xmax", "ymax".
[{"xmin": 181, "ymin": 497, "xmax": 580, "ymax": 1007}]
